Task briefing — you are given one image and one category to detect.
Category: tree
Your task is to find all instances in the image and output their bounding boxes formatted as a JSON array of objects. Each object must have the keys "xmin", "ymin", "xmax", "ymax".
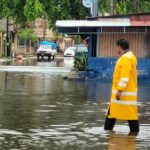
[
  {"xmin": 97, "ymin": 0, "xmax": 150, "ymax": 15},
  {"xmin": 40, "ymin": 0, "xmax": 90, "ymax": 31},
  {"xmin": 98, "ymin": 0, "xmax": 110, "ymax": 15},
  {"xmin": 0, "ymin": 0, "xmax": 43, "ymax": 27},
  {"xmin": 24, "ymin": 0, "xmax": 43, "ymax": 23},
  {"xmin": 0, "ymin": 0, "xmax": 26, "ymax": 25},
  {"xmin": 18, "ymin": 28, "xmax": 38, "ymax": 42},
  {"xmin": 0, "ymin": 0, "xmax": 90, "ymax": 31},
  {"xmin": 1, "ymin": 0, "xmax": 150, "ymax": 27}
]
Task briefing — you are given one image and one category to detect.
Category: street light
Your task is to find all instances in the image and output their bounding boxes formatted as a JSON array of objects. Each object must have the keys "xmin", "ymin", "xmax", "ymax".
[
  {"xmin": 83, "ymin": 0, "xmax": 98, "ymax": 17},
  {"xmin": 82, "ymin": 0, "xmax": 98, "ymax": 57}
]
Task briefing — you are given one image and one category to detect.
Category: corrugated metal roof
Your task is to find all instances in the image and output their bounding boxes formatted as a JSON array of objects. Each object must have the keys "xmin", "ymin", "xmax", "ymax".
[
  {"xmin": 131, "ymin": 21, "xmax": 150, "ymax": 26},
  {"xmin": 56, "ymin": 19, "xmax": 130, "ymax": 27},
  {"xmin": 87, "ymin": 12, "xmax": 150, "ymax": 20}
]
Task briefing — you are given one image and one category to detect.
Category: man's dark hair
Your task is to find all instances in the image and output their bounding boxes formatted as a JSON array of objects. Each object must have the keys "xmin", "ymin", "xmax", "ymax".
[{"xmin": 116, "ymin": 39, "xmax": 129, "ymax": 50}]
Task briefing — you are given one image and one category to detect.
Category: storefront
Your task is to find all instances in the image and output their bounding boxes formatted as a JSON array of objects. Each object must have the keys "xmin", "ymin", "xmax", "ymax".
[{"xmin": 56, "ymin": 13, "xmax": 150, "ymax": 80}]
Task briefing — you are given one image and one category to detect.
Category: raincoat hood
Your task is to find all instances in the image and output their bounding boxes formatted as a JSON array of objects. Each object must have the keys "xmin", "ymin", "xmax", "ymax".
[{"xmin": 122, "ymin": 51, "xmax": 137, "ymax": 65}]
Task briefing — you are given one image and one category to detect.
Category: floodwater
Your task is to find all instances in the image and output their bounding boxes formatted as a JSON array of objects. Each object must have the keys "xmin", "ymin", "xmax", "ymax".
[{"xmin": 0, "ymin": 57, "xmax": 150, "ymax": 149}]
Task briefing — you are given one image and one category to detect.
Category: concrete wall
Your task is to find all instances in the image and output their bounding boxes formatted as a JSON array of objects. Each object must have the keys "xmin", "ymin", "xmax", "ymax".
[
  {"xmin": 32, "ymin": 18, "xmax": 54, "ymax": 40},
  {"xmin": 16, "ymin": 38, "xmax": 34, "ymax": 55},
  {"xmin": 86, "ymin": 57, "xmax": 150, "ymax": 80}
]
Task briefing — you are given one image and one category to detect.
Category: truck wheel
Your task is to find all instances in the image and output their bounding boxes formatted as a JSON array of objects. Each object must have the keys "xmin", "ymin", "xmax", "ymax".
[
  {"xmin": 48, "ymin": 55, "xmax": 51, "ymax": 61},
  {"xmin": 52, "ymin": 55, "xmax": 55, "ymax": 60},
  {"xmin": 37, "ymin": 55, "xmax": 40, "ymax": 61},
  {"xmin": 41, "ymin": 56, "xmax": 44, "ymax": 60}
]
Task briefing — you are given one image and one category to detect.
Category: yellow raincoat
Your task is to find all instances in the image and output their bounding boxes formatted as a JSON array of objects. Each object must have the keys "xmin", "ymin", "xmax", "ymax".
[{"xmin": 108, "ymin": 51, "xmax": 138, "ymax": 120}]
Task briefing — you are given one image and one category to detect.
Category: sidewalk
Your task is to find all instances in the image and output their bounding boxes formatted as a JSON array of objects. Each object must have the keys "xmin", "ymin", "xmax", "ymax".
[
  {"xmin": 0, "ymin": 55, "xmax": 36, "ymax": 62},
  {"xmin": 0, "ymin": 53, "xmax": 65, "ymax": 62},
  {"xmin": 0, "ymin": 57, "xmax": 15, "ymax": 62}
]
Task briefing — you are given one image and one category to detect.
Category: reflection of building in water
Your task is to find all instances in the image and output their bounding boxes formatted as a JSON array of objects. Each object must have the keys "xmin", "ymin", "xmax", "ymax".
[
  {"xmin": 86, "ymin": 80, "xmax": 150, "ymax": 102},
  {"xmin": 56, "ymin": 58, "xmax": 64, "ymax": 67},
  {"xmin": 108, "ymin": 133, "xmax": 137, "ymax": 150},
  {"xmin": 138, "ymin": 81, "xmax": 150, "ymax": 101},
  {"xmin": 86, "ymin": 81, "xmax": 111, "ymax": 101}
]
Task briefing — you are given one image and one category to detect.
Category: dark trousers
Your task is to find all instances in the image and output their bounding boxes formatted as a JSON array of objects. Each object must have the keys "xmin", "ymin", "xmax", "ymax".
[{"xmin": 104, "ymin": 117, "xmax": 139, "ymax": 133}]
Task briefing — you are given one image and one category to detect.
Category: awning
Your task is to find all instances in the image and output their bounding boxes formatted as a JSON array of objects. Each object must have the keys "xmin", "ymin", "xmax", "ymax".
[
  {"xmin": 56, "ymin": 19, "xmax": 130, "ymax": 34},
  {"xmin": 56, "ymin": 19, "xmax": 130, "ymax": 27}
]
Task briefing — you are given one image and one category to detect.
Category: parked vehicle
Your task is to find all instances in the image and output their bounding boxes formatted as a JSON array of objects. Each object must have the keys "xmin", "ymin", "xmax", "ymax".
[
  {"xmin": 64, "ymin": 47, "xmax": 76, "ymax": 57},
  {"xmin": 37, "ymin": 41, "xmax": 57, "ymax": 61},
  {"xmin": 75, "ymin": 44, "xmax": 88, "ymax": 54}
]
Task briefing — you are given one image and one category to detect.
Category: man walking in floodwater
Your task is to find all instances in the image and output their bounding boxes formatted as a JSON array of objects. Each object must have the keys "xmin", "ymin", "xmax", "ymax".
[{"xmin": 104, "ymin": 39, "xmax": 139, "ymax": 133}]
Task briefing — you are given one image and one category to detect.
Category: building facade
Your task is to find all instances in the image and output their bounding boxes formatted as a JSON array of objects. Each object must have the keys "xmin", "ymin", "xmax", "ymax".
[{"xmin": 56, "ymin": 13, "xmax": 150, "ymax": 80}]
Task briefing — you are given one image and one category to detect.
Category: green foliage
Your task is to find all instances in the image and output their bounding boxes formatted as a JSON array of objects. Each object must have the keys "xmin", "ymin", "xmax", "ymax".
[
  {"xmin": 97, "ymin": 0, "xmax": 150, "ymax": 15},
  {"xmin": 137, "ymin": 1, "xmax": 150, "ymax": 12},
  {"xmin": 0, "ymin": 0, "xmax": 27, "ymax": 23},
  {"xmin": 98, "ymin": 0, "xmax": 110, "ymax": 15},
  {"xmin": 24, "ymin": 0, "xmax": 43, "ymax": 22},
  {"xmin": 0, "ymin": 0, "xmax": 43, "ymax": 25},
  {"xmin": 18, "ymin": 28, "xmax": 38, "ymax": 42},
  {"xmin": 74, "ymin": 52, "xmax": 88, "ymax": 71},
  {"xmin": 115, "ymin": 1, "xmax": 128, "ymax": 14},
  {"xmin": 0, "ymin": 0, "xmax": 90, "ymax": 31},
  {"xmin": 41, "ymin": 0, "xmax": 90, "ymax": 31},
  {"xmin": 1, "ymin": 0, "xmax": 150, "ymax": 32},
  {"xmin": 74, "ymin": 35, "xmax": 82, "ymax": 45}
]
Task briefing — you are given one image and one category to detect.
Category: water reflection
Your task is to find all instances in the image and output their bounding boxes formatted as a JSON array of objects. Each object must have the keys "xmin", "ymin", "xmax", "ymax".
[
  {"xmin": 0, "ymin": 57, "xmax": 74, "ymax": 69},
  {"xmin": 108, "ymin": 133, "xmax": 137, "ymax": 150},
  {"xmin": 86, "ymin": 81, "xmax": 111, "ymax": 101},
  {"xmin": 86, "ymin": 80, "xmax": 150, "ymax": 103},
  {"xmin": 0, "ymin": 65, "xmax": 149, "ymax": 149}
]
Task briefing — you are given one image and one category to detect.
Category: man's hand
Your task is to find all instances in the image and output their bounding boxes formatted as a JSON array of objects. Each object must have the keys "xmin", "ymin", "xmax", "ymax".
[{"xmin": 116, "ymin": 90, "xmax": 122, "ymax": 100}]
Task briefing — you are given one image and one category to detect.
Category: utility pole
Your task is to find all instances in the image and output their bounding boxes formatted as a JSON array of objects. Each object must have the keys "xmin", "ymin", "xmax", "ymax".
[
  {"xmin": 43, "ymin": 13, "xmax": 47, "ymax": 41},
  {"xmin": 83, "ymin": 0, "xmax": 98, "ymax": 57},
  {"xmin": 6, "ymin": 17, "xmax": 10, "ymax": 57},
  {"xmin": 110, "ymin": 0, "xmax": 114, "ymax": 15},
  {"xmin": 92, "ymin": 0, "xmax": 98, "ymax": 17}
]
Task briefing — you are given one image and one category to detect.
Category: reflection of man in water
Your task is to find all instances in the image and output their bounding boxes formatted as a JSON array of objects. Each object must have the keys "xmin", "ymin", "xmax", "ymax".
[
  {"xmin": 104, "ymin": 39, "xmax": 139, "ymax": 133},
  {"xmin": 108, "ymin": 133, "xmax": 136, "ymax": 150}
]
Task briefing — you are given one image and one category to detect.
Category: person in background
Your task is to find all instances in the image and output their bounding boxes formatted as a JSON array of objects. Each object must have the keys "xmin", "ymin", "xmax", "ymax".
[
  {"xmin": 104, "ymin": 39, "xmax": 139, "ymax": 134},
  {"xmin": 82, "ymin": 37, "xmax": 89, "ymax": 47}
]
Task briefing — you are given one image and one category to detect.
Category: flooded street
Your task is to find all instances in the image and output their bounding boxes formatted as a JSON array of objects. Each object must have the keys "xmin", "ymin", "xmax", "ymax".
[{"xmin": 0, "ymin": 57, "xmax": 150, "ymax": 149}]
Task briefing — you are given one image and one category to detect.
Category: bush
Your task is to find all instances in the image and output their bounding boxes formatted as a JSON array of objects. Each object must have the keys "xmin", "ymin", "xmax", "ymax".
[
  {"xmin": 73, "ymin": 52, "xmax": 88, "ymax": 71},
  {"xmin": 18, "ymin": 28, "xmax": 38, "ymax": 42}
]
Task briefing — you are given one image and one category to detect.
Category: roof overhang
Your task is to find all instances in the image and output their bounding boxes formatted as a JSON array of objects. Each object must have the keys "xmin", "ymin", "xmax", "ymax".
[
  {"xmin": 56, "ymin": 18, "xmax": 150, "ymax": 35},
  {"xmin": 56, "ymin": 19, "xmax": 130, "ymax": 27},
  {"xmin": 56, "ymin": 19, "xmax": 131, "ymax": 34}
]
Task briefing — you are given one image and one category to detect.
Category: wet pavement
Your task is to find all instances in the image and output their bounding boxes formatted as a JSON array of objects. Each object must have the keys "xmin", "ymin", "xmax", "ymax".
[{"xmin": 0, "ymin": 57, "xmax": 150, "ymax": 149}]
